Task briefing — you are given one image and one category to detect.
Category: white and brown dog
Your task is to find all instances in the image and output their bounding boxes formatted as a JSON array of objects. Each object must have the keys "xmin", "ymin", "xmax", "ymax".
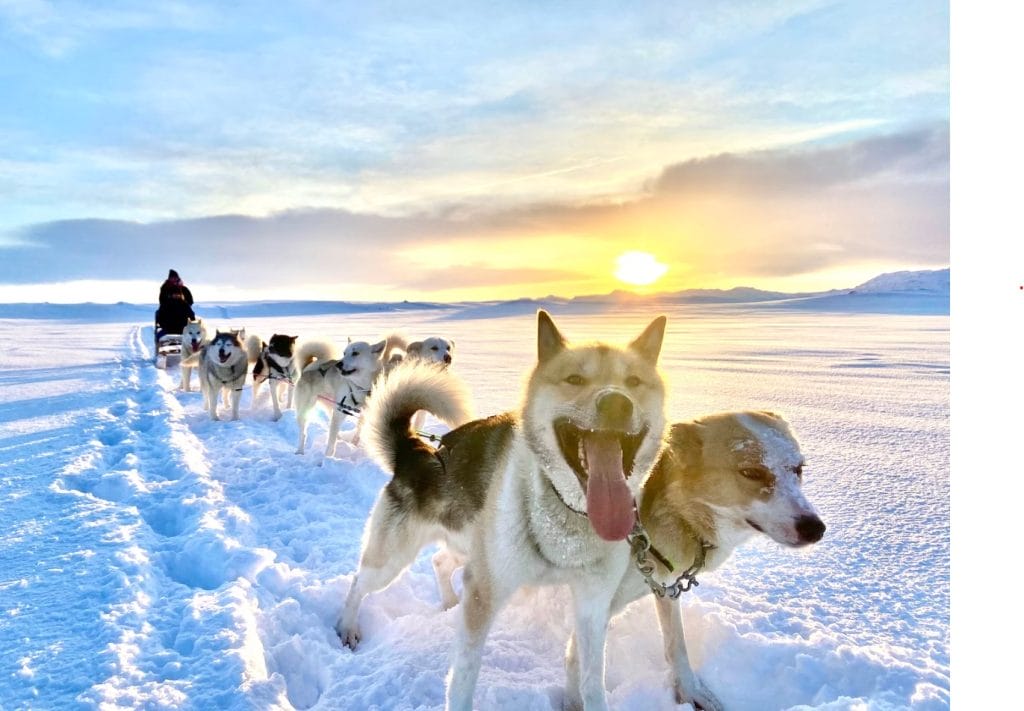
[
  {"xmin": 178, "ymin": 318, "xmax": 207, "ymax": 392},
  {"xmin": 566, "ymin": 410, "xmax": 826, "ymax": 710},
  {"xmin": 340, "ymin": 311, "xmax": 669, "ymax": 711},
  {"xmin": 293, "ymin": 338, "xmax": 398, "ymax": 456},
  {"xmin": 342, "ymin": 349, "xmax": 825, "ymax": 709}
]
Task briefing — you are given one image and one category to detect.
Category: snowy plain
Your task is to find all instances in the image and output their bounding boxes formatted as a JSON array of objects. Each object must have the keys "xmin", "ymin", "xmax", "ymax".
[{"xmin": 0, "ymin": 295, "xmax": 949, "ymax": 710}]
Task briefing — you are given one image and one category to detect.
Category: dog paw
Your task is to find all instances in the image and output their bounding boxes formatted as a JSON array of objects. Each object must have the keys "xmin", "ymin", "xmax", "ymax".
[
  {"xmin": 674, "ymin": 679, "xmax": 723, "ymax": 711},
  {"xmin": 440, "ymin": 596, "xmax": 459, "ymax": 611},
  {"xmin": 561, "ymin": 692, "xmax": 584, "ymax": 711},
  {"xmin": 337, "ymin": 625, "xmax": 360, "ymax": 650}
]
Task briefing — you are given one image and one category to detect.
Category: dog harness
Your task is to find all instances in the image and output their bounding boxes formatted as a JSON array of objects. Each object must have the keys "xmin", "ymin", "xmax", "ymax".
[
  {"xmin": 260, "ymin": 349, "xmax": 296, "ymax": 384},
  {"xmin": 210, "ymin": 360, "xmax": 246, "ymax": 391},
  {"xmin": 316, "ymin": 379, "xmax": 371, "ymax": 417}
]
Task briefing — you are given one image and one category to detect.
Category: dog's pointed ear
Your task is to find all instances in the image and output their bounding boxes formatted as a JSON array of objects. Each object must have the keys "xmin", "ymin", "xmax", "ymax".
[
  {"xmin": 370, "ymin": 340, "xmax": 386, "ymax": 356},
  {"xmin": 629, "ymin": 315, "xmax": 667, "ymax": 364},
  {"xmin": 537, "ymin": 310, "xmax": 567, "ymax": 362}
]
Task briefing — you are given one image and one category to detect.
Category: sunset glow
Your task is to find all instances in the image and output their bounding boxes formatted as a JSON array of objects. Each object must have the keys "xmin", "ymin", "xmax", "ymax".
[
  {"xmin": 614, "ymin": 252, "xmax": 669, "ymax": 287},
  {"xmin": 0, "ymin": 3, "xmax": 948, "ymax": 303}
]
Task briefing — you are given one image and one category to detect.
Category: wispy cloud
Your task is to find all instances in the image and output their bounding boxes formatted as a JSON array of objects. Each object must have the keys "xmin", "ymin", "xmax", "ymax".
[{"xmin": 651, "ymin": 123, "xmax": 948, "ymax": 194}]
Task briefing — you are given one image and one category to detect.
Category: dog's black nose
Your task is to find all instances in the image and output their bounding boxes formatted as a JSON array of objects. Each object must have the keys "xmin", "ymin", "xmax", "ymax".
[
  {"xmin": 795, "ymin": 515, "xmax": 826, "ymax": 543},
  {"xmin": 596, "ymin": 392, "xmax": 633, "ymax": 430},
  {"xmin": 443, "ymin": 353, "xmax": 452, "ymax": 364}
]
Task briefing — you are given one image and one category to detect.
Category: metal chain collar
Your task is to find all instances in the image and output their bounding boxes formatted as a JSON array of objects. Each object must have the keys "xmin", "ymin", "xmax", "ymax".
[{"xmin": 626, "ymin": 519, "xmax": 714, "ymax": 599}]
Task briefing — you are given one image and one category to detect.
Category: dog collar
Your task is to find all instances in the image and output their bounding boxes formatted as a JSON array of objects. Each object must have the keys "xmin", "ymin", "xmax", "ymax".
[
  {"xmin": 546, "ymin": 477, "xmax": 588, "ymax": 518},
  {"xmin": 627, "ymin": 519, "xmax": 714, "ymax": 599}
]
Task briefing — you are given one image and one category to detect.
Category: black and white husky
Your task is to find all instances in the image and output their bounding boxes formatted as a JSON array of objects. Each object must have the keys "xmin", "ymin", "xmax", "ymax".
[
  {"xmin": 199, "ymin": 330, "xmax": 248, "ymax": 421},
  {"xmin": 339, "ymin": 311, "xmax": 668, "ymax": 710},
  {"xmin": 247, "ymin": 334, "xmax": 299, "ymax": 421}
]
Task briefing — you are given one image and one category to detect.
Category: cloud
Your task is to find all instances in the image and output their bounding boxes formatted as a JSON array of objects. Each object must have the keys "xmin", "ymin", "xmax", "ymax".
[
  {"xmin": 0, "ymin": 208, "xmax": 470, "ymax": 284},
  {"xmin": 651, "ymin": 124, "xmax": 949, "ymax": 194},
  {"xmin": 1, "ymin": 125, "xmax": 948, "ymax": 297}
]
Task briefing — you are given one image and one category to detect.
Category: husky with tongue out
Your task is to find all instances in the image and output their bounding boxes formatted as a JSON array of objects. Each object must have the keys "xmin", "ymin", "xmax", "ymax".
[{"xmin": 338, "ymin": 310, "xmax": 667, "ymax": 711}]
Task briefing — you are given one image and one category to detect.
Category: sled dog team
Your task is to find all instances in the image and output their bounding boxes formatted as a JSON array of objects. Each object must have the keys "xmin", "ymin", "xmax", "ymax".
[
  {"xmin": 177, "ymin": 318, "xmax": 454, "ymax": 455},
  {"xmin": 173, "ymin": 312, "xmax": 825, "ymax": 710}
]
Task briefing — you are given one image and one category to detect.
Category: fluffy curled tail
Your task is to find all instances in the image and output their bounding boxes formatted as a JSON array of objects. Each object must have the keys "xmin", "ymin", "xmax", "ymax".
[
  {"xmin": 296, "ymin": 339, "xmax": 337, "ymax": 371},
  {"xmin": 381, "ymin": 333, "xmax": 408, "ymax": 364},
  {"xmin": 244, "ymin": 334, "xmax": 263, "ymax": 364},
  {"xmin": 362, "ymin": 361, "xmax": 474, "ymax": 474}
]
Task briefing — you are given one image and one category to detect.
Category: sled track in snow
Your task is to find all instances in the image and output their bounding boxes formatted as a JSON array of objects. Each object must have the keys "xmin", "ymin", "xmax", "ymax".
[
  {"xmin": 48, "ymin": 326, "xmax": 283, "ymax": 707},
  {"xmin": 66, "ymin": 326, "xmax": 453, "ymax": 709}
]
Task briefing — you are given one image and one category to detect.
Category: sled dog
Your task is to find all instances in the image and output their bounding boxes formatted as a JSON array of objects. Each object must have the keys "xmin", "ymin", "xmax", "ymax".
[
  {"xmin": 293, "ymin": 338, "xmax": 392, "ymax": 456},
  {"xmin": 405, "ymin": 336, "xmax": 454, "ymax": 366},
  {"xmin": 178, "ymin": 319, "xmax": 208, "ymax": 392},
  {"xmin": 199, "ymin": 330, "xmax": 248, "ymax": 421},
  {"xmin": 339, "ymin": 311, "xmax": 668, "ymax": 711},
  {"xmin": 561, "ymin": 410, "xmax": 826, "ymax": 710},
  {"xmin": 248, "ymin": 334, "xmax": 299, "ymax": 420}
]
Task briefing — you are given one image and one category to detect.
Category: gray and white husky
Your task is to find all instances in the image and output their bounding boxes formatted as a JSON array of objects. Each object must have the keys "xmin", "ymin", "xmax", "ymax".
[
  {"xmin": 339, "ymin": 310, "xmax": 668, "ymax": 711},
  {"xmin": 199, "ymin": 330, "xmax": 248, "ymax": 421}
]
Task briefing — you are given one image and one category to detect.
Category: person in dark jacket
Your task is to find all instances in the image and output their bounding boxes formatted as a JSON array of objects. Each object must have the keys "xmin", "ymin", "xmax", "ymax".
[{"xmin": 156, "ymin": 269, "xmax": 195, "ymax": 337}]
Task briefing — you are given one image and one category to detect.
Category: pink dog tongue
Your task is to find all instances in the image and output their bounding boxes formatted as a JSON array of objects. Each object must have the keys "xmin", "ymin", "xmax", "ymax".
[{"xmin": 584, "ymin": 432, "xmax": 635, "ymax": 541}]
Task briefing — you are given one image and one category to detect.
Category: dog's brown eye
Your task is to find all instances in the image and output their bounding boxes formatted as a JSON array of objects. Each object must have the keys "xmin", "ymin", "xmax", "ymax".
[
  {"xmin": 625, "ymin": 375, "xmax": 642, "ymax": 388},
  {"xmin": 565, "ymin": 374, "xmax": 585, "ymax": 386},
  {"xmin": 739, "ymin": 467, "xmax": 768, "ymax": 481}
]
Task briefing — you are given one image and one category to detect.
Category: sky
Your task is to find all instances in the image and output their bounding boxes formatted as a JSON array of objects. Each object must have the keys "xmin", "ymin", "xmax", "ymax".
[{"xmin": 0, "ymin": 0, "xmax": 949, "ymax": 303}]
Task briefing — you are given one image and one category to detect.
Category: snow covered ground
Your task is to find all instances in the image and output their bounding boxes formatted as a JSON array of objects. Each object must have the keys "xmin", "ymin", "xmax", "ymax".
[{"xmin": 0, "ymin": 300, "xmax": 949, "ymax": 710}]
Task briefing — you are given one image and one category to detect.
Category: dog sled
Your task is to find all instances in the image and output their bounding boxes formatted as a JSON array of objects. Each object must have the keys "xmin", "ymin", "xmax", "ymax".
[{"xmin": 154, "ymin": 314, "xmax": 183, "ymax": 370}]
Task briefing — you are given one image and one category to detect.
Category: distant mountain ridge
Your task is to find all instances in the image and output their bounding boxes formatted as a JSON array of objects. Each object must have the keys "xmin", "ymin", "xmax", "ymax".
[
  {"xmin": 848, "ymin": 268, "xmax": 949, "ymax": 294},
  {"xmin": 0, "ymin": 268, "xmax": 949, "ymax": 319}
]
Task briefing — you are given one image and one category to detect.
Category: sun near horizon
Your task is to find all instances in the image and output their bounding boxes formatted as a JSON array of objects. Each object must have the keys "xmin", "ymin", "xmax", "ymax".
[{"xmin": 614, "ymin": 251, "xmax": 669, "ymax": 288}]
